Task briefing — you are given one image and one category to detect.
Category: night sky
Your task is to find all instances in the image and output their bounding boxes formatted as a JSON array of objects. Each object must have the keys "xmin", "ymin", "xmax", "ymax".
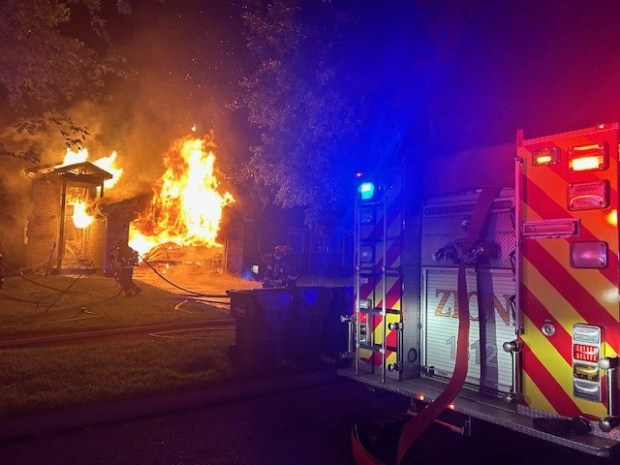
[
  {"xmin": 9, "ymin": 0, "xmax": 620, "ymax": 172},
  {"xmin": 93, "ymin": 1, "xmax": 620, "ymax": 163},
  {"xmin": 410, "ymin": 1, "xmax": 620, "ymax": 154},
  {"xmin": 4, "ymin": 0, "xmax": 620, "ymax": 249}
]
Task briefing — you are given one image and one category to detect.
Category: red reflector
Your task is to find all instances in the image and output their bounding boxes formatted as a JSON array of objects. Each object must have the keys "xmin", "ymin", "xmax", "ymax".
[
  {"xmin": 573, "ymin": 344, "xmax": 599, "ymax": 362},
  {"xmin": 568, "ymin": 143, "xmax": 608, "ymax": 172},
  {"xmin": 567, "ymin": 181, "xmax": 609, "ymax": 211}
]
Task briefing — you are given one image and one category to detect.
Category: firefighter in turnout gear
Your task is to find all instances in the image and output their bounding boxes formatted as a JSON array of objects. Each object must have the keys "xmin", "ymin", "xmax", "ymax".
[
  {"xmin": 261, "ymin": 244, "xmax": 299, "ymax": 288},
  {"xmin": 109, "ymin": 239, "xmax": 142, "ymax": 296}
]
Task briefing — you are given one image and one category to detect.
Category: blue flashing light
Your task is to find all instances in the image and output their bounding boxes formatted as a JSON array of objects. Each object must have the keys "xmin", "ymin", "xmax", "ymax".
[{"xmin": 359, "ymin": 181, "xmax": 375, "ymax": 200}]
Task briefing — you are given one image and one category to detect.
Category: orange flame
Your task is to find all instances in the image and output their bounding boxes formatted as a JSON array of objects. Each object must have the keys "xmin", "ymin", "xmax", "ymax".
[
  {"xmin": 61, "ymin": 148, "xmax": 124, "ymax": 189},
  {"xmin": 58, "ymin": 148, "xmax": 124, "ymax": 229},
  {"xmin": 70, "ymin": 199, "xmax": 94, "ymax": 229},
  {"xmin": 128, "ymin": 136, "xmax": 234, "ymax": 255}
]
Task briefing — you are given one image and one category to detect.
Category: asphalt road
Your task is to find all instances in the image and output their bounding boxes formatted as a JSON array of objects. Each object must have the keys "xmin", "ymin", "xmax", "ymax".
[
  {"xmin": 1, "ymin": 378, "xmax": 407, "ymax": 465},
  {"xmin": 1, "ymin": 378, "xmax": 617, "ymax": 465}
]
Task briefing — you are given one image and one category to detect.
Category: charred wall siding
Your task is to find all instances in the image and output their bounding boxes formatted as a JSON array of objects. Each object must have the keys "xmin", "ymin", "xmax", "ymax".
[{"xmin": 26, "ymin": 179, "xmax": 61, "ymax": 269}]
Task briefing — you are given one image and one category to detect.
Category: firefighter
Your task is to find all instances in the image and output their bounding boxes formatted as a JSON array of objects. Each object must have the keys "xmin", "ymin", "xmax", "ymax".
[
  {"xmin": 262, "ymin": 244, "xmax": 299, "ymax": 288},
  {"xmin": 109, "ymin": 239, "xmax": 142, "ymax": 296}
]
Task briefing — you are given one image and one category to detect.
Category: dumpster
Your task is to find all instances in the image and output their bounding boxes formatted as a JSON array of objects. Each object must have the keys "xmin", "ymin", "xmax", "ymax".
[{"xmin": 228, "ymin": 286, "xmax": 353, "ymax": 371}]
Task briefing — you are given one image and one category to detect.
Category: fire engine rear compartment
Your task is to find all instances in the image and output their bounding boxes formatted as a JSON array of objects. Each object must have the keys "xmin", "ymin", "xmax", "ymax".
[
  {"xmin": 339, "ymin": 182, "xmax": 620, "ymax": 456},
  {"xmin": 420, "ymin": 189, "xmax": 516, "ymax": 394},
  {"xmin": 339, "ymin": 125, "xmax": 620, "ymax": 458}
]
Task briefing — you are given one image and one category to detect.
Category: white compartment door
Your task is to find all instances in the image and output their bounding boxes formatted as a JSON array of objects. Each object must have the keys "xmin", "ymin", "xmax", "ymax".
[{"xmin": 422, "ymin": 267, "xmax": 516, "ymax": 393}]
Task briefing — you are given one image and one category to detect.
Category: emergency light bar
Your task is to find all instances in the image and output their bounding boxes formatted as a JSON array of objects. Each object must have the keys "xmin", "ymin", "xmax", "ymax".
[
  {"xmin": 568, "ymin": 143, "xmax": 608, "ymax": 172},
  {"xmin": 358, "ymin": 182, "xmax": 375, "ymax": 200}
]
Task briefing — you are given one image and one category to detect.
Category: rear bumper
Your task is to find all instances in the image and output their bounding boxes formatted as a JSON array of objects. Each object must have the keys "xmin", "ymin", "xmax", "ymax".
[{"xmin": 338, "ymin": 367, "xmax": 620, "ymax": 458}]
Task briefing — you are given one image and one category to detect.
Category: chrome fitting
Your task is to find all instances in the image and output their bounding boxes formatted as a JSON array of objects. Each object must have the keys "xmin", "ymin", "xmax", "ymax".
[
  {"xmin": 387, "ymin": 362, "xmax": 403, "ymax": 372},
  {"xmin": 503, "ymin": 339, "xmax": 523, "ymax": 353}
]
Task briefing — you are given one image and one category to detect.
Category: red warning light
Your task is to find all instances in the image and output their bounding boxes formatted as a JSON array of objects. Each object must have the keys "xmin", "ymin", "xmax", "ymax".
[{"xmin": 568, "ymin": 143, "xmax": 608, "ymax": 172}]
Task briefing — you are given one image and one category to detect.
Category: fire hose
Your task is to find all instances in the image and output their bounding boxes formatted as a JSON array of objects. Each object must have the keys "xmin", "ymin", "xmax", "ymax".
[
  {"xmin": 352, "ymin": 187, "xmax": 501, "ymax": 465},
  {"xmin": 3, "ymin": 263, "xmax": 79, "ymax": 293},
  {"xmin": 1, "ymin": 261, "xmax": 124, "ymax": 309},
  {"xmin": 43, "ymin": 260, "xmax": 94, "ymax": 313},
  {"xmin": 139, "ymin": 254, "xmax": 230, "ymax": 299}
]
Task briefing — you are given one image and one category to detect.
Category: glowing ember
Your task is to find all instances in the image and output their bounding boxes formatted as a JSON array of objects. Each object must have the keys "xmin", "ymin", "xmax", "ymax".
[
  {"xmin": 70, "ymin": 199, "xmax": 94, "ymax": 229},
  {"xmin": 129, "ymin": 136, "xmax": 234, "ymax": 255}
]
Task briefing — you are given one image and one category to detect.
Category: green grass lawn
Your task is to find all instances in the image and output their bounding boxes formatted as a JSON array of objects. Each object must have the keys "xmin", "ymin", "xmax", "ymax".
[
  {"xmin": 0, "ymin": 273, "xmax": 232, "ymax": 337},
  {"xmin": 0, "ymin": 271, "xmax": 244, "ymax": 418},
  {"xmin": 0, "ymin": 331, "xmax": 235, "ymax": 417},
  {"xmin": 0, "ymin": 270, "xmax": 345, "ymax": 419}
]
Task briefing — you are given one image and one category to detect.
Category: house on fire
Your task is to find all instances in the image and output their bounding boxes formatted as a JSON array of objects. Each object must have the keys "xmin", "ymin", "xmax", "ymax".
[
  {"xmin": 25, "ymin": 161, "xmax": 115, "ymax": 274},
  {"xmin": 19, "ymin": 161, "xmax": 349, "ymax": 279},
  {"xmin": 23, "ymin": 161, "xmax": 248, "ymax": 276}
]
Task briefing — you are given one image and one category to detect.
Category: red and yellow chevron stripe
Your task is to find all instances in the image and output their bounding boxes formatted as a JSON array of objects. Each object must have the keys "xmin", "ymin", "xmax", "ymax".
[
  {"xmin": 357, "ymin": 181, "xmax": 403, "ymax": 368},
  {"xmin": 518, "ymin": 124, "xmax": 620, "ymax": 419}
]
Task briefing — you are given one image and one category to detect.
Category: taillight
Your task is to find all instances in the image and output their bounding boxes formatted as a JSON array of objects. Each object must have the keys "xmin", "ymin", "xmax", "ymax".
[
  {"xmin": 568, "ymin": 143, "xmax": 608, "ymax": 172},
  {"xmin": 532, "ymin": 147, "xmax": 560, "ymax": 166}
]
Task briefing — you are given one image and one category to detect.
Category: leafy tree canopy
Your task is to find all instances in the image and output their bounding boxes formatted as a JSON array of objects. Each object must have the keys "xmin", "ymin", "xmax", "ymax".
[
  {"xmin": 0, "ymin": 0, "xmax": 134, "ymax": 163},
  {"xmin": 237, "ymin": 0, "xmax": 415, "ymax": 230}
]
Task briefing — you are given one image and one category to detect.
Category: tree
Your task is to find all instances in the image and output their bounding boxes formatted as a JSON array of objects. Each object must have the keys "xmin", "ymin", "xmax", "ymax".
[
  {"xmin": 238, "ymin": 1, "xmax": 351, "ymax": 230},
  {"xmin": 237, "ymin": 0, "xmax": 415, "ymax": 230},
  {"xmin": 0, "ymin": 0, "xmax": 134, "ymax": 163}
]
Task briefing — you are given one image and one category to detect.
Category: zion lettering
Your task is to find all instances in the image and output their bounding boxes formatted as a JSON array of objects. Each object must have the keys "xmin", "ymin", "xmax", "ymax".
[{"xmin": 433, "ymin": 289, "xmax": 512, "ymax": 325}]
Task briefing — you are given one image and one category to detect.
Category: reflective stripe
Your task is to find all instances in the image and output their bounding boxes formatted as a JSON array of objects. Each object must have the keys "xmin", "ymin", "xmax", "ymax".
[{"xmin": 519, "ymin": 124, "xmax": 620, "ymax": 420}]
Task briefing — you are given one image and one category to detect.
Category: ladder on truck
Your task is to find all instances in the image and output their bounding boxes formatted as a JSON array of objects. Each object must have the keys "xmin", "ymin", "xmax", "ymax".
[{"xmin": 353, "ymin": 173, "xmax": 404, "ymax": 382}]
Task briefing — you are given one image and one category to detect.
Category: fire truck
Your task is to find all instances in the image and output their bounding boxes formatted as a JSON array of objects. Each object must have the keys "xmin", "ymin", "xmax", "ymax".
[{"xmin": 340, "ymin": 123, "xmax": 620, "ymax": 460}]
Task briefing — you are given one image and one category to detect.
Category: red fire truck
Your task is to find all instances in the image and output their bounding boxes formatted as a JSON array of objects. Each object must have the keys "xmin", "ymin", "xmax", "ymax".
[{"xmin": 340, "ymin": 123, "xmax": 620, "ymax": 460}]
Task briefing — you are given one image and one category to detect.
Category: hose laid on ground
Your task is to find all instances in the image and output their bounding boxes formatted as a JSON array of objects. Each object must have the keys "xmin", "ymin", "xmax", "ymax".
[
  {"xmin": 3, "ymin": 263, "xmax": 76, "ymax": 293},
  {"xmin": 139, "ymin": 254, "xmax": 230, "ymax": 299},
  {"xmin": 173, "ymin": 297, "xmax": 230, "ymax": 312},
  {"xmin": 149, "ymin": 326, "xmax": 234, "ymax": 340},
  {"xmin": 0, "ymin": 292, "xmax": 52, "ymax": 304},
  {"xmin": 43, "ymin": 261, "xmax": 94, "ymax": 313}
]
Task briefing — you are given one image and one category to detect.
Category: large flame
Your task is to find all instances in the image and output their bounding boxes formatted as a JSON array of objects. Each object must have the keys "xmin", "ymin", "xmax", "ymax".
[
  {"xmin": 60, "ymin": 148, "xmax": 124, "ymax": 228},
  {"xmin": 61, "ymin": 148, "xmax": 124, "ymax": 189},
  {"xmin": 128, "ymin": 136, "xmax": 235, "ymax": 255}
]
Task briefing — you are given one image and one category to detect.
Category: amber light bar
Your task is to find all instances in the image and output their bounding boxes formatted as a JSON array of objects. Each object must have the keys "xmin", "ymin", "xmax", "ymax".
[
  {"xmin": 532, "ymin": 147, "xmax": 560, "ymax": 166},
  {"xmin": 568, "ymin": 143, "xmax": 608, "ymax": 172}
]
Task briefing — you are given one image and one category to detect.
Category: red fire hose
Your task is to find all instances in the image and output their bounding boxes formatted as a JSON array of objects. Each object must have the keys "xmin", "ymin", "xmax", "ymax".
[{"xmin": 353, "ymin": 187, "xmax": 501, "ymax": 465}]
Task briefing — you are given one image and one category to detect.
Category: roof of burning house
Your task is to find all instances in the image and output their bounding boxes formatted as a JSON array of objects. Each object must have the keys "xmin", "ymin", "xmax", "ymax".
[{"xmin": 25, "ymin": 161, "xmax": 113, "ymax": 185}]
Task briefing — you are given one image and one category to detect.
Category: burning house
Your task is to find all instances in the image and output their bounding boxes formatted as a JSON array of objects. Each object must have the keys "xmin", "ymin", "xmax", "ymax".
[
  {"xmin": 25, "ymin": 160, "xmax": 114, "ymax": 274},
  {"xmin": 21, "ymin": 135, "xmax": 244, "ymax": 277}
]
